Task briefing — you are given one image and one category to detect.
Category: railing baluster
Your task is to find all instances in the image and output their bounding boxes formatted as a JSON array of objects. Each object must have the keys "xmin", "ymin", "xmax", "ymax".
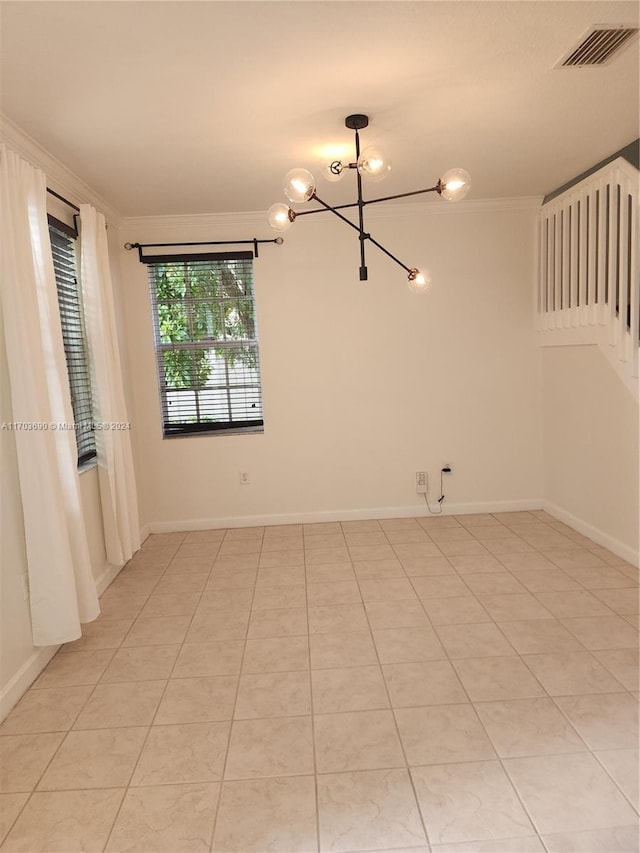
[
  {"xmin": 570, "ymin": 193, "xmax": 580, "ymax": 326},
  {"xmin": 562, "ymin": 204, "xmax": 571, "ymax": 327},
  {"xmin": 544, "ymin": 211, "xmax": 553, "ymax": 329},
  {"xmin": 554, "ymin": 209, "xmax": 563, "ymax": 327},
  {"xmin": 587, "ymin": 187, "xmax": 597, "ymax": 324},
  {"xmin": 618, "ymin": 172, "xmax": 630, "ymax": 363},
  {"xmin": 597, "ymin": 179, "xmax": 608, "ymax": 326},
  {"xmin": 608, "ymin": 178, "xmax": 618, "ymax": 348},
  {"xmin": 579, "ymin": 189, "xmax": 588, "ymax": 325}
]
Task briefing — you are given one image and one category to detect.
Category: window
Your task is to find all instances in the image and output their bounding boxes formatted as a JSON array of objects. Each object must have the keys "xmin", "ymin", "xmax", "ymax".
[
  {"xmin": 146, "ymin": 252, "xmax": 263, "ymax": 437},
  {"xmin": 48, "ymin": 218, "xmax": 97, "ymax": 466}
]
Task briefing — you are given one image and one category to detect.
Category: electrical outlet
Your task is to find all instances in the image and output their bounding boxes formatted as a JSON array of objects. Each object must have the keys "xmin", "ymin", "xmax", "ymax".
[
  {"xmin": 239, "ymin": 471, "xmax": 250, "ymax": 485},
  {"xmin": 416, "ymin": 471, "xmax": 428, "ymax": 494}
]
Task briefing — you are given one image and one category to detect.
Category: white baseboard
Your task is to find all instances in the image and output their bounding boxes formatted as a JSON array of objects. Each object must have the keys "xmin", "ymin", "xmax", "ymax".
[
  {"xmin": 543, "ymin": 500, "xmax": 639, "ymax": 567},
  {"xmin": 145, "ymin": 498, "xmax": 544, "ymax": 533},
  {"xmin": 94, "ymin": 561, "xmax": 125, "ymax": 596},
  {"xmin": 0, "ymin": 644, "xmax": 59, "ymax": 722},
  {"xmin": 140, "ymin": 499, "xmax": 638, "ymax": 567}
]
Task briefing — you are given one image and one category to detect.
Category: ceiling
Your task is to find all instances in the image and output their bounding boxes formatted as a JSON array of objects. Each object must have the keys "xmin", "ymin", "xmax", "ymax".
[{"xmin": 1, "ymin": 1, "xmax": 638, "ymax": 217}]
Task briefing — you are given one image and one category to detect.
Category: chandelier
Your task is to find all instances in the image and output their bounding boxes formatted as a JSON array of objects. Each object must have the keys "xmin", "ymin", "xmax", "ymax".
[{"xmin": 267, "ymin": 114, "xmax": 470, "ymax": 292}]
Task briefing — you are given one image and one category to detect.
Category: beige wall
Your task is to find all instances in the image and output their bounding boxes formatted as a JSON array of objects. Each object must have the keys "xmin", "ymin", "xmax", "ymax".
[
  {"xmin": 542, "ymin": 344, "xmax": 640, "ymax": 561},
  {"xmin": 119, "ymin": 201, "xmax": 543, "ymax": 530}
]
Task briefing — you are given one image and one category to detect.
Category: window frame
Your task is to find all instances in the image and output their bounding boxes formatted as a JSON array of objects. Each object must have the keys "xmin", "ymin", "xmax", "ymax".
[
  {"xmin": 146, "ymin": 251, "xmax": 264, "ymax": 439},
  {"xmin": 48, "ymin": 215, "xmax": 97, "ymax": 468}
]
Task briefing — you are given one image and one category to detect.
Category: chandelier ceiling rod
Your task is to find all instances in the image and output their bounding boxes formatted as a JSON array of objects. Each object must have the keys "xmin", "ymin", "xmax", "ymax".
[
  {"xmin": 352, "ymin": 115, "xmax": 368, "ymax": 280},
  {"xmin": 267, "ymin": 113, "xmax": 471, "ymax": 292}
]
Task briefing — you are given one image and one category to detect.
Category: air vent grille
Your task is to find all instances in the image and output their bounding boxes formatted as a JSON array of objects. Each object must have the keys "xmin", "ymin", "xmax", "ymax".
[{"xmin": 560, "ymin": 26, "xmax": 638, "ymax": 66}]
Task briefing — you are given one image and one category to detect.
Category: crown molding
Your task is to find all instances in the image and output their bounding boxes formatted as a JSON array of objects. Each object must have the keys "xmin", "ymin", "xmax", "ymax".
[
  {"xmin": 361, "ymin": 196, "xmax": 542, "ymax": 219},
  {"xmin": 0, "ymin": 114, "xmax": 541, "ymax": 233},
  {"xmin": 120, "ymin": 210, "xmax": 272, "ymax": 233},
  {"xmin": 0, "ymin": 114, "xmax": 123, "ymax": 227},
  {"xmin": 121, "ymin": 195, "xmax": 542, "ymax": 235}
]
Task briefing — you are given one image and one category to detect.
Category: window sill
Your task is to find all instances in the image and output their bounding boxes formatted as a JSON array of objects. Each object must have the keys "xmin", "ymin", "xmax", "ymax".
[{"xmin": 163, "ymin": 427, "xmax": 264, "ymax": 439}]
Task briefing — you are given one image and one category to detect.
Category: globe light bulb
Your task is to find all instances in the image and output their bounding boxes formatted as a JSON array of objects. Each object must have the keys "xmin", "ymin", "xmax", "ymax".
[
  {"xmin": 439, "ymin": 168, "xmax": 471, "ymax": 202},
  {"xmin": 407, "ymin": 268, "xmax": 431, "ymax": 294},
  {"xmin": 283, "ymin": 168, "xmax": 315, "ymax": 203},
  {"xmin": 323, "ymin": 160, "xmax": 345, "ymax": 182},
  {"xmin": 357, "ymin": 146, "xmax": 391, "ymax": 182},
  {"xmin": 268, "ymin": 203, "xmax": 295, "ymax": 232}
]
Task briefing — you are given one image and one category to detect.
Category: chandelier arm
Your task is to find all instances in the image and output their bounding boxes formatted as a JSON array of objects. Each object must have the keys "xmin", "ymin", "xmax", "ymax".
[
  {"xmin": 364, "ymin": 233, "xmax": 412, "ymax": 274},
  {"xmin": 294, "ymin": 201, "xmax": 361, "ymax": 217},
  {"xmin": 294, "ymin": 185, "xmax": 440, "ymax": 219},
  {"xmin": 310, "ymin": 194, "xmax": 363, "ymax": 235},
  {"xmin": 362, "ymin": 185, "xmax": 441, "ymax": 206}
]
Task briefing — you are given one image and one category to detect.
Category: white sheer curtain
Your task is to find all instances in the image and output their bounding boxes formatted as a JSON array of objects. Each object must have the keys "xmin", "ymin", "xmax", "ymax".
[
  {"xmin": 79, "ymin": 204, "xmax": 140, "ymax": 565},
  {"xmin": 0, "ymin": 145, "xmax": 99, "ymax": 645}
]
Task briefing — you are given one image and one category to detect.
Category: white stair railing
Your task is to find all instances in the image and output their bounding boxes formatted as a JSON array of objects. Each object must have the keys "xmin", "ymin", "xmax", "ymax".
[{"xmin": 537, "ymin": 157, "xmax": 639, "ymax": 387}]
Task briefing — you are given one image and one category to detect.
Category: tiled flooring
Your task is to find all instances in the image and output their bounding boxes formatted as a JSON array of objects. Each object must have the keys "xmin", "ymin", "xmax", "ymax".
[{"xmin": 1, "ymin": 510, "xmax": 639, "ymax": 852}]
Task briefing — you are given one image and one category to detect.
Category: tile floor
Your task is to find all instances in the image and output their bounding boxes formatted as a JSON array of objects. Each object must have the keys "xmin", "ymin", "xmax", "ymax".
[{"xmin": 1, "ymin": 510, "xmax": 639, "ymax": 852}]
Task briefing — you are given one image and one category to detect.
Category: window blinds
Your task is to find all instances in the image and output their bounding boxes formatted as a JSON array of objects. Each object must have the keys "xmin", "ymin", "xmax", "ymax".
[
  {"xmin": 147, "ymin": 253, "xmax": 264, "ymax": 437},
  {"xmin": 49, "ymin": 222, "xmax": 97, "ymax": 465}
]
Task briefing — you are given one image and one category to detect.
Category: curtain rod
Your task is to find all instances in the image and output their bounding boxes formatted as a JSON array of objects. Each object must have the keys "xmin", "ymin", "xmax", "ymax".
[
  {"xmin": 46, "ymin": 187, "xmax": 80, "ymax": 213},
  {"xmin": 124, "ymin": 237, "xmax": 284, "ymax": 263}
]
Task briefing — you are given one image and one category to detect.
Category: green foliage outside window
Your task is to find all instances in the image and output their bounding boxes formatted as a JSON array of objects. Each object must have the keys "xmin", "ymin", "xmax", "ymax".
[{"xmin": 154, "ymin": 259, "xmax": 257, "ymax": 391}]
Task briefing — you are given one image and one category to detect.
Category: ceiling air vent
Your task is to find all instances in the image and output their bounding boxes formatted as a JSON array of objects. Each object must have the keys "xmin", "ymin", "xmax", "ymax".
[{"xmin": 558, "ymin": 25, "xmax": 638, "ymax": 67}]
